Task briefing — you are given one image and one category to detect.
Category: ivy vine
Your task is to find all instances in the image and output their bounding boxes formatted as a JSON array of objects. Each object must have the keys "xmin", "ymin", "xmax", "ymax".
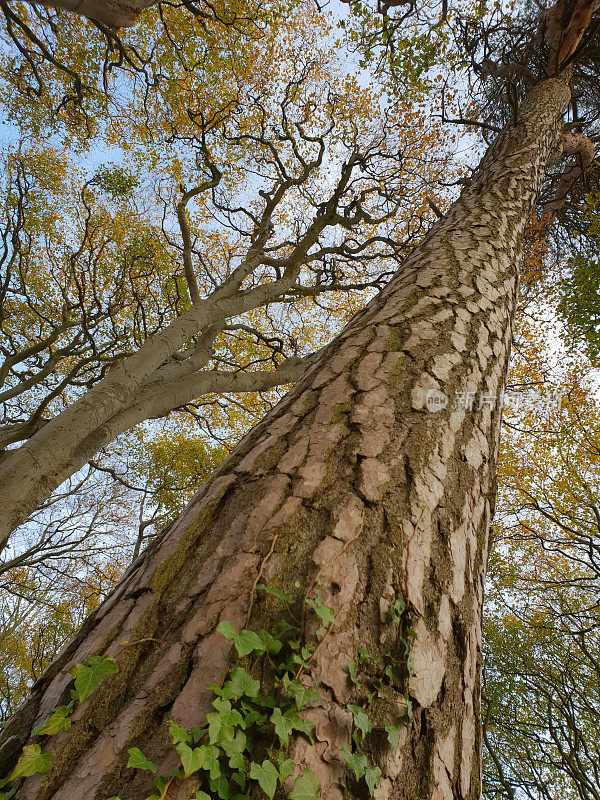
[{"xmin": 0, "ymin": 583, "xmax": 417, "ymax": 800}]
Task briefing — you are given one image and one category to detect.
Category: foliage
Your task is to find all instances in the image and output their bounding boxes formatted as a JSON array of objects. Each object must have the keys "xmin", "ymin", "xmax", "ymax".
[
  {"xmin": 483, "ymin": 233, "xmax": 600, "ymax": 800},
  {"xmin": 0, "ymin": 652, "xmax": 119, "ymax": 795},
  {"xmin": 558, "ymin": 212, "xmax": 600, "ymax": 362}
]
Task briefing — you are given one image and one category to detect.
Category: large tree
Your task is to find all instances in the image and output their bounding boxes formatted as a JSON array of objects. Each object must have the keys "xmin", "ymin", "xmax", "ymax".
[
  {"xmin": 0, "ymin": 40, "xmax": 442, "ymax": 551},
  {"xmin": 1, "ymin": 1, "xmax": 599, "ymax": 800}
]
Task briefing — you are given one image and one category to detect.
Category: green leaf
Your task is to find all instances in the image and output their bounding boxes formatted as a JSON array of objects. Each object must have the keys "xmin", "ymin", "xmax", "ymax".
[
  {"xmin": 8, "ymin": 744, "xmax": 52, "ymax": 780},
  {"xmin": 347, "ymin": 662, "xmax": 361, "ymax": 687},
  {"xmin": 258, "ymin": 629, "xmax": 283, "ymax": 655},
  {"xmin": 32, "ymin": 705, "xmax": 72, "ymax": 736},
  {"xmin": 224, "ymin": 668, "xmax": 260, "ymax": 700},
  {"xmin": 175, "ymin": 743, "xmax": 203, "ymax": 777},
  {"xmin": 198, "ymin": 744, "xmax": 222, "ymax": 780},
  {"xmin": 222, "ymin": 731, "xmax": 247, "ymax": 769},
  {"xmin": 341, "ymin": 747, "xmax": 368, "ymax": 780},
  {"xmin": 257, "ymin": 584, "xmax": 293, "ymax": 603},
  {"xmin": 357, "ymin": 648, "xmax": 380, "ymax": 665},
  {"xmin": 270, "ymin": 707, "xmax": 313, "ymax": 745},
  {"xmin": 250, "ymin": 759, "xmax": 279, "ymax": 799},
  {"xmin": 348, "ymin": 705, "xmax": 372, "ymax": 738},
  {"xmin": 390, "ymin": 598, "xmax": 405, "ymax": 622},
  {"xmin": 235, "ymin": 630, "xmax": 267, "ymax": 658},
  {"xmin": 304, "ymin": 596, "xmax": 334, "ymax": 626},
  {"xmin": 69, "ymin": 655, "xmax": 118, "ymax": 704},
  {"xmin": 277, "ymin": 754, "xmax": 295, "ymax": 783},
  {"xmin": 169, "ymin": 720, "xmax": 191, "ymax": 744},
  {"xmin": 127, "ymin": 748, "xmax": 157, "ymax": 773},
  {"xmin": 384, "ymin": 719, "xmax": 401, "ymax": 749},
  {"xmin": 193, "ymin": 794, "xmax": 211, "ymax": 800},
  {"xmin": 176, "ymin": 743, "xmax": 221, "ymax": 779},
  {"xmin": 207, "ymin": 700, "xmax": 245, "ymax": 743},
  {"xmin": 191, "ymin": 726, "xmax": 207, "ymax": 744},
  {"xmin": 405, "ymin": 695, "xmax": 413, "ymax": 724},
  {"xmin": 240, "ymin": 703, "xmax": 267, "ymax": 728},
  {"xmin": 210, "ymin": 774, "xmax": 231, "ymax": 799},
  {"xmin": 288, "ymin": 770, "xmax": 321, "ymax": 800},
  {"xmin": 216, "ymin": 621, "xmax": 268, "ymax": 657},
  {"xmin": 277, "ymin": 620, "xmax": 298, "ymax": 635},
  {"xmin": 365, "ymin": 766, "xmax": 381, "ymax": 795},
  {"xmin": 232, "ymin": 770, "xmax": 247, "ymax": 790},
  {"xmin": 217, "ymin": 620, "xmax": 237, "ymax": 641},
  {"xmin": 271, "ymin": 707, "xmax": 294, "ymax": 744},
  {"xmin": 281, "ymin": 675, "xmax": 320, "ymax": 709}
]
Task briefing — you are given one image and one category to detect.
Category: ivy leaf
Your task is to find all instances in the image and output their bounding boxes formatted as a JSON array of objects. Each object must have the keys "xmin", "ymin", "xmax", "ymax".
[
  {"xmin": 232, "ymin": 770, "xmax": 247, "ymax": 790},
  {"xmin": 127, "ymin": 748, "xmax": 157, "ymax": 773},
  {"xmin": 32, "ymin": 705, "xmax": 72, "ymax": 736},
  {"xmin": 217, "ymin": 620, "xmax": 237, "ymax": 641},
  {"xmin": 176, "ymin": 743, "xmax": 221, "ymax": 779},
  {"xmin": 240, "ymin": 704, "xmax": 267, "ymax": 728},
  {"xmin": 271, "ymin": 707, "xmax": 295, "ymax": 744},
  {"xmin": 224, "ymin": 668, "xmax": 260, "ymax": 700},
  {"xmin": 304, "ymin": 597, "xmax": 334, "ymax": 626},
  {"xmin": 341, "ymin": 747, "xmax": 368, "ymax": 780},
  {"xmin": 405, "ymin": 694, "xmax": 413, "ymax": 724},
  {"xmin": 270, "ymin": 707, "xmax": 313, "ymax": 745},
  {"xmin": 169, "ymin": 720, "xmax": 191, "ymax": 744},
  {"xmin": 8, "ymin": 744, "xmax": 52, "ymax": 780},
  {"xmin": 193, "ymin": 794, "xmax": 211, "ymax": 800},
  {"xmin": 69, "ymin": 655, "xmax": 118, "ymax": 704},
  {"xmin": 365, "ymin": 766, "xmax": 382, "ymax": 795},
  {"xmin": 216, "ymin": 621, "xmax": 267, "ymax": 657},
  {"xmin": 357, "ymin": 648, "xmax": 379, "ymax": 665},
  {"xmin": 175, "ymin": 743, "xmax": 203, "ymax": 777},
  {"xmin": 281, "ymin": 675, "xmax": 320, "ymax": 709},
  {"xmin": 384, "ymin": 719, "xmax": 401, "ymax": 749},
  {"xmin": 277, "ymin": 620, "xmax": 299, "ymax": 635},
  {"xmin": 234, "ymin": 630, "xmax": 267, "ymax": 658},
  {"xmin": 250, "ymin": 759, "xmax": 279, "ymax": 799},
  {"xmin": 288, "ymin": 770, "xmax": 321, "ymax": 800},
  {"xmin": 258, "ymin": 629, "xmax": 283, "ymax": 655},
  {"xmin": 222, "ymin": 731, "xmax": 247, "ymax": 769},
  {"xmin": 198, "ymin": 744, "xmax": 222, "ymax": 780},
  {"xmin": 207, "ymin": 701, "xmax": 245, "ymax": 743},
  {"xmin": 348, "ymin": 705, "xmax": 372, "ymax": 738},
  {"xmin": 257, "ymin": 584, "xmax": 293, "ymax": 603},
  {"xmin": 191, "ymin": 726, "xmax": 207, "ymax": 744},
  {"xmin": 277, "ymin": 754, "xmax": 295, "ymax": 783},
  {"xmin": 347, "ymin": 662, "xmax": 361, "ymax": 687},
  {"xmin": 209, "ymin": 774, "xmax": 231, "ymax": 799},
  {"xmin": 390, "ymin": 598, "xmax": 406, "ymax": 622}
]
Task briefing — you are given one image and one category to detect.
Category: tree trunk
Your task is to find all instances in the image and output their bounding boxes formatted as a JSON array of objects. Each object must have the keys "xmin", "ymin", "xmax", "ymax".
[{"xmin": 0, "ymin": 74, "xmax": 570, "ymax": 800}]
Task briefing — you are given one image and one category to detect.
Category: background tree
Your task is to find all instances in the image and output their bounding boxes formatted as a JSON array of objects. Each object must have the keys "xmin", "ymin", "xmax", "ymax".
[
  {"xmin": 0, "ymin": 28, "xmax": 448, "ymax": 551},
  {"xmin": 480, "ymin": 234, "xmax": 600, "ymax": 800}
]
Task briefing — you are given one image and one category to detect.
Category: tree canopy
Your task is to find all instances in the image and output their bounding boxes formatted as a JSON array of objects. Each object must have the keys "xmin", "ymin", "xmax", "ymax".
[{"xmin": 1, "ymin": 0, "xmax": 600, "ymax": 798}]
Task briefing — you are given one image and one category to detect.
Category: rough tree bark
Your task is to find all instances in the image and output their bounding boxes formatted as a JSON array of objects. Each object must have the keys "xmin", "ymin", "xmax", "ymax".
[{"xmin": 0, "ymin": 74, "xmax": 571, "ymax": 800}]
